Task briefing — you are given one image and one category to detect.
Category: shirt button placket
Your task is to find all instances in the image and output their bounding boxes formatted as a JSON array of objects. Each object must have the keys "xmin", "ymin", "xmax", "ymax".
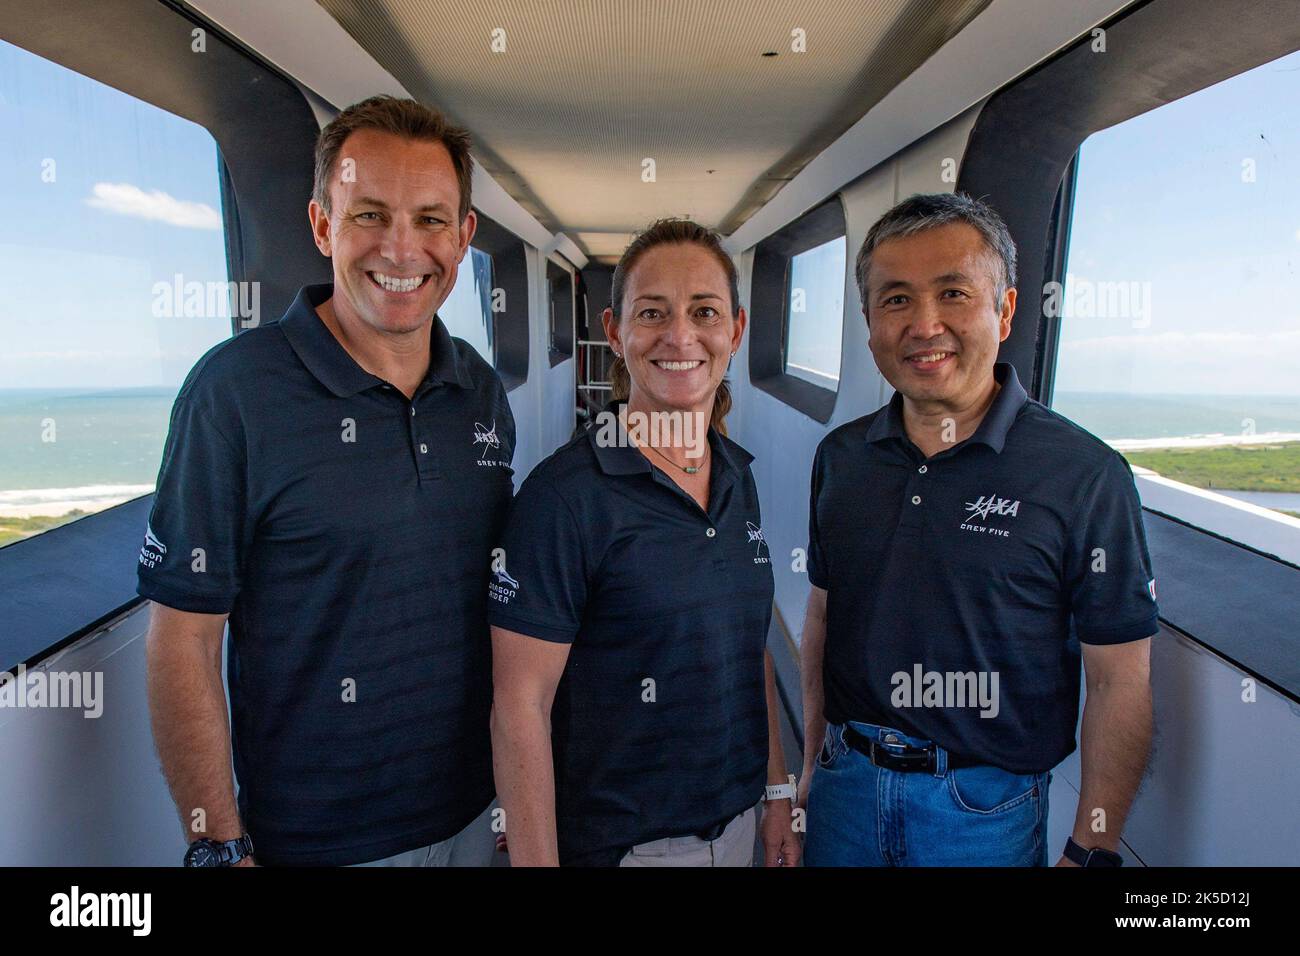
[
  {"xmin": 409, "ymin": 400, "xmax": 439, "ymax": 480},
  {"xmin": 913, "ymin": 461, "xmax": 929, "ymax": 505},
  {"xmin": 706, "ymin": 524, "xmax": 727, "ymax": 571},
  {"xmin": 898, "ymin": 457, "xmax": 927, "ymax": 529}
]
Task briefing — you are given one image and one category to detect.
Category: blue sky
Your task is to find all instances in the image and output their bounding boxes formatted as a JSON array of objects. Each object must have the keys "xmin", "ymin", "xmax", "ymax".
[
  {"xmin": 0, "ymin": 37, "xmax": 230, "ymax": 390},
  {"xmin": 786, "ymin": 235, "xmax": 846, "ymax": 383},
  {"xmin": 0, "ymin": 35, "xmax": 503, "ymax": 389},
  {"xmin": 1054, "ymin": 47, "xmax": 1300, "ymax": 396}
]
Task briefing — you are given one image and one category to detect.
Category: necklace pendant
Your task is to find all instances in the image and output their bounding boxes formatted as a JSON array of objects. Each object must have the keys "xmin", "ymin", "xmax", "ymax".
[{"xmin": 684, "ymin": 465, "xmax": 699, "ymax": 474}]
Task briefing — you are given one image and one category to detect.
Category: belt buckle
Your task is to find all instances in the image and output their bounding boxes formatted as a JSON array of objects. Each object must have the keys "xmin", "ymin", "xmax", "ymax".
[{"xmin": 870, "ymin": 737, "xmax": 936, "ymax": 772}]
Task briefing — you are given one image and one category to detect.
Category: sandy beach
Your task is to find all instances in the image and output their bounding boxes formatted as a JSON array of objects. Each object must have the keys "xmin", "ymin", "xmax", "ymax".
[
  {"xmin": 1107, "ymin": 431, "xmax": 1300, "ymax": 452},
  {"xmin": 0, "ymin": 484, "xmax": 154, "ymax": 518}
]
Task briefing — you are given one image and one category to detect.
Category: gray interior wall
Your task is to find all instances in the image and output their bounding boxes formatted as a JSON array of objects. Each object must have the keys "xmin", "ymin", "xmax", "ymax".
[
  {"xmin": 0, "ymin": 603, "xmax": 184, "ymax": 865},
  {"xmin": 15, "ymin": 598, "xmax": 1295, "ymax": 866},
  {"xmin": 1048, "ymin": 624, "xmax": 1300, "ymax": 865}
]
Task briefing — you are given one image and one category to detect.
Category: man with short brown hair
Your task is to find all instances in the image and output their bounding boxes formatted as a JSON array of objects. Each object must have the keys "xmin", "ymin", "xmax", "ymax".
[{"xmin": 142, "ymin": 96, "xmax": 514, "ymax": 867}]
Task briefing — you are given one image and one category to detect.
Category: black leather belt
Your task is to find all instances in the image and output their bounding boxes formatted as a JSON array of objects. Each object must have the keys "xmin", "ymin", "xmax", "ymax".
[{"xmin": 842, "ymin": 724, "xmax": 981, "ymax": 772}]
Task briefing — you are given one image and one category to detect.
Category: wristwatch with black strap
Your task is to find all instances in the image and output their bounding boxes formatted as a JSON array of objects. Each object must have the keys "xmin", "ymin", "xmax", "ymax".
[
  {"xmin": 1064, "ymin": 836, "xmax": 1123, "ymax": 867},
  {"xmin": 183, "ymin": 834, "xmax": 254, "ymax": 867}
]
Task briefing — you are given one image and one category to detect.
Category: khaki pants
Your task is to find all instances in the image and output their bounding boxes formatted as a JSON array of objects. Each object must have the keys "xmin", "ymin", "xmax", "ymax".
[
  {"xmin": 617, "ymin": 806, "xmax": 757, "ymax": 867},
  {"xmin": 350, "ymin": 799, "xmax": 499, "ymax": 867}
]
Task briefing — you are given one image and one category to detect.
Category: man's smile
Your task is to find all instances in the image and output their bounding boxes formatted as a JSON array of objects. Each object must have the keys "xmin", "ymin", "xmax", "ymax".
[
  {"xmin": 366, "ymin": 270, "xmax": 430, "ymax": 294},
  {"xmin": 904, "ymin": 349, "xmax": 956, "ymax": 370}
]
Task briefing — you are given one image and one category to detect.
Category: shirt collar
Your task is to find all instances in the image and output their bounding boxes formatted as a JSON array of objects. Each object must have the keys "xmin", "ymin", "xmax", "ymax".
[
  {"xmin": 968, "ymin": 362, "xmax": 1028, "ymax": 452},
  {"xmin": 278, "ymin": 283, "xmax": 475, "ymax": 398},
  {"xmin": 865, "ymin": 362, "xmax": 1028, "ymax": 454},
  {"xmin": 585, "ymin": 401, "xmax": 752, "ymax": 477}
]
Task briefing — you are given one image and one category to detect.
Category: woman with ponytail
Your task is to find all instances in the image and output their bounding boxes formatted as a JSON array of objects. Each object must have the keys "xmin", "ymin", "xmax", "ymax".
[{"xmin": 488, "ymin": 219, "xmax": 798, "ymax": 867}]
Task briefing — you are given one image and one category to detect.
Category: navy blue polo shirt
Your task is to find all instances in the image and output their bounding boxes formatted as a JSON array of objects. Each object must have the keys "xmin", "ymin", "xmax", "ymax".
[
  {"xmin": 137, "ymin": 283, "xmax": 515, "ymax": 865},
  {"xmin": 807, "ymin": 363, "xmax": 1157, "ymax": 774},
  {"xmin": 488, "ymin": 416, "xmax": 774, "ymax": 866}
]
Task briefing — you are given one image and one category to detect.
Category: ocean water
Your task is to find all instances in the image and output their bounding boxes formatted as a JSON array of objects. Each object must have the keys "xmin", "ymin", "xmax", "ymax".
[
  {"xmin": 0, "ymin": 388, "xmax": 174, "ymax": 497},
  {"xmin": 1049, "ymin": 392, "xmax": 1300, "ymax": 442}
]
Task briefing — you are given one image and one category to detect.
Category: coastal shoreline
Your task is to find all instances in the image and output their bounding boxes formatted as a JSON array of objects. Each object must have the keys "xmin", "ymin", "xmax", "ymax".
[
  {"xmin": 0, "ymin": 485, "xmax": 154, "ymax": 519},
  {"xmin": 1107, "ymin": 431, "xmax": 1300, "ymax": 451},
  {"xmin": 0, "ymin": 435, "xmax": 1297, "ymax": 521}
]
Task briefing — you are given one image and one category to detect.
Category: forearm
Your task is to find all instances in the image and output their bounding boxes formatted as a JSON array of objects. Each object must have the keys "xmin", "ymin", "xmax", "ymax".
[
  {"xmin": 799, "ymin": 601, "xmax": 827, "ymax": 777},
  {"xmin": 145, "ymin": 619, "xmax": 243, "ymax": 844},
  {"xmin": 490, "ymin": 699, "xmax": 560, "ymax": 866},
  {"xmin": 763, "ymin": 650, "xmax": 790, "ymax": 784},
  {"xmin": 1072, "ymin": 677, "xmax": 1152, "ymax": 849}
]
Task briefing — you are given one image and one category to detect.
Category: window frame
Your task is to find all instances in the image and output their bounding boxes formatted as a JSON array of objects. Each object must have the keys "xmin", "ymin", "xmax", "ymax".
[
  {"xmin": 782, "ymin": 233, "xmax": 848, "ymax": 391},
  {"xmin": 747, "ymin": 196, "xmax": 848, "ymax": 423},
  {"xmin": 436, "ymin": 242, "xmax": 496, "ymax": 367},
  {"xmin": 0, "ymin": 0, "xmax": 326, "ymax": 670},
  {"xmin": 546, "ymin": 256, "xmax": 575, "ymax": 366},
  {"xmin": 471, "ymin": 211, "xmax": 529, "ymax": 390},
  {"xmin": 956, "ymin": 0, "xmax": 1300, "ymax": 701}
]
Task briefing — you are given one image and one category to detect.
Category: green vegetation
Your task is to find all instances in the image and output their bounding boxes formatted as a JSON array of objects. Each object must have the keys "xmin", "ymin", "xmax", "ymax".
[
  {"xmin": 0, "ymin": 511, "xmax": 86, "ymax": 548},
  {"xmin": 1122, "ymin": 441, "xmax": 1300, "ymax": 493}
]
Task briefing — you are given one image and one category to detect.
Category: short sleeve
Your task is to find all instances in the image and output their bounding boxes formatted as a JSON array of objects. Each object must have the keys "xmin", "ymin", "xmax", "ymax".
[
  {"xmin": 1064, "ymin": 453, "xmax": 1159, "ymax": 644},
  {"xmin": 487, "ymin": 475, "xmax": 589, "ymax": 643},
  {"xmin": 136, "ymin": 393, "xmax": 247, "ymax": 614},
  {"xmin": 806, "ymin": 445, "xmax": 829, "ymax": 590}
]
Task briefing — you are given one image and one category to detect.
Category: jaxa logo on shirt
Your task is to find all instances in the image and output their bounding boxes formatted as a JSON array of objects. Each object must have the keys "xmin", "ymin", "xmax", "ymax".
[
  {"xmin": 746, "ymin": 521, "xmax": 770, "ymax": 564},
  {"xmin": 138, "ymin": 523, "xmax": 167, "ymax": 569},
  {"xmin": 959, "ymin": 493, "xmax": 1020, "ymax": 538},
  {"xmin": 488, "ymin": 566, "xmax": 518, "ymax": 604},
  {"xmin": 472, "ymin": 420, "xmax": 508, "ymax": 467}
]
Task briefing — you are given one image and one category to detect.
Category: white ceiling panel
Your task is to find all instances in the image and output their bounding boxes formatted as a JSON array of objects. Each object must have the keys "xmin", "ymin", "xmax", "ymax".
[{"xmin": 316, "ymin": 0, "xmax": 991, "ymax": 257}]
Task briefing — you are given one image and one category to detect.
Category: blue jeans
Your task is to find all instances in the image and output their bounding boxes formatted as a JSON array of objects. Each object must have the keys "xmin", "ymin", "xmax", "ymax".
[{"xmin": 804, "ymin": 721, "xmax": 1050, "ymax": 866}]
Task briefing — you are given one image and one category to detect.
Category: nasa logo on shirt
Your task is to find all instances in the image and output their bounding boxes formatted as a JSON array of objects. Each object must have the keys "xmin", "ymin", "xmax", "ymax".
[
  {"xmin": 747, "ymin": 521, "xmax": 770, "ymax": 565},
  {"xmin": 472, "ymin": 419, "xmax": 508, "ymax": 467}
]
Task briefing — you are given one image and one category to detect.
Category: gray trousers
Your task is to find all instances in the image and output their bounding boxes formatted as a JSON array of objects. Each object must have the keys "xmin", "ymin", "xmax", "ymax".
[
  {"xmin": 617, "ymin": 805, "xmax": 757, "ymax": 867},
  {"xmin": 349, "ymin": 800, "xmax": 499, "ymax": 867}
]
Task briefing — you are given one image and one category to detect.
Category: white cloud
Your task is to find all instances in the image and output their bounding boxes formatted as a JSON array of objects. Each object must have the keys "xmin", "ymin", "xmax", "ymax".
[{"xmin": 84, "ymin": 182, "xmax": 221, "ymax": 230}]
